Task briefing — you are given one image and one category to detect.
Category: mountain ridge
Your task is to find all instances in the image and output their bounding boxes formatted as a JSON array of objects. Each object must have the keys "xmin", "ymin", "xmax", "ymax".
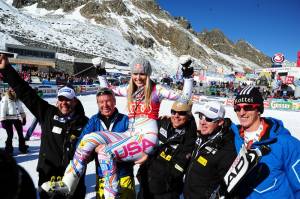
[{"xmin": 0, "ymin": 0, "xmax": 274, "ymax": 75}]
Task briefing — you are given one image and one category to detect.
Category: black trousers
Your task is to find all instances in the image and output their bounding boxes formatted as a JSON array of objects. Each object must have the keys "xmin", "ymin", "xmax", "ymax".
[
  {"xmin": 2, "ymin": 119, "xmax": 25, "ymax": 148},
  {"xmin": 138, "ymin": 188, "xmax": 181, "ymax": 199}
]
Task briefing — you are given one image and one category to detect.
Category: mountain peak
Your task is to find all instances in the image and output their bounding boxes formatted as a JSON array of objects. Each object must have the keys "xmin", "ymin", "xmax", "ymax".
[{"xmin": 1, "ymin": 0, "xmax": 272, "ymax": 75}]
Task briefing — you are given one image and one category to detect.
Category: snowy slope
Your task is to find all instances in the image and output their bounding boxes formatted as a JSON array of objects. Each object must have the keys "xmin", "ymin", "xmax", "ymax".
[
  {"xmin": 0, "ymin": 95, "xmax": 300, "ymax": 199},
  {"xmin": 0, "ymin": 0, "xmax": 265, "ymax": 75}
]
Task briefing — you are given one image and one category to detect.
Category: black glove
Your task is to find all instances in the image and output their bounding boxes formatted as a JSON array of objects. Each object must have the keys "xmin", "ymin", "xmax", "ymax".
[
  {"xmin": 92, "ymin": 57, "xmax": 107, "ymax": 76},
  {"xmin": 1, "ymin": 121, "xmax": 7, "ymax": 129},
  {"xmin": 22, "ymin": 117, "xmax": 26, "ymax": 126},
  {"xmin": 95, "ymin": 65, "xmax": 107, "ymax": 76},
  {"xmin": 181, "ymin": 64, "xmax": 194, "ymax": 78}
]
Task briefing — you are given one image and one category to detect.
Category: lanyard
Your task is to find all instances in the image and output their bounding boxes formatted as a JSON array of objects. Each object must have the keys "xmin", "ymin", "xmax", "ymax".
[
  {"xmin": 239, "ymin": 119, "xmax": 268, "ymax": 149},
  {"xmin": 192, "ymin": 130, "xmax": 223, "ymax": 158}
]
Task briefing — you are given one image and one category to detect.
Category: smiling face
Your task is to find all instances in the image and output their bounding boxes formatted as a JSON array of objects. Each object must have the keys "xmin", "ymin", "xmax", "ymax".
[
  {"xmin": 199, "ymin": 116, "xmax": 224, "ymax": 135},
  {"xmin": 235, "ymin": 103, "xmax": 261, "ymax": 132},
  {"xmin": 131, "ymin": 73, "xmax": 147, "ymax": 88},
  {"xmin": 57, "ymin": 96, "xmax": 76, "ymax": 115},
  {"xmin": 171, "ymin": 110, "xmax": 189, "ymax": 128},
  {"xmin": 97, "ymin": 94, "xmax": 116, "ymax": 118}
]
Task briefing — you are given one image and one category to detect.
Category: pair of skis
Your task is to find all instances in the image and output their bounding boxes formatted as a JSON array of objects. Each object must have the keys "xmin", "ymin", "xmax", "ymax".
[{"xmin": 210, "ymin": 144, "xmax": 270, "ymax": 199}]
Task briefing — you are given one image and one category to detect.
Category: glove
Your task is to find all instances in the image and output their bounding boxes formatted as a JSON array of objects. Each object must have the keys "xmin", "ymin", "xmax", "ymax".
[
  {"xmin": 95, "ymin": 66, "xmax": 107, "ymax": 76},
  {"xmin": 180, "ymin": 55, "xmax": 193, "ymax": 78},
  {"xmin": 181, "ymin": 65, "xmax": 194, "ymax": 78},
  {"xmin": 92, "ymin": 57, "xmax": 107, "ymax": 76},
  {"xmin": 22, "ymin": 117, "xmax": 26, "ymax": 126},
  {"xmin": 1, "ymin": 121, "xmax": 7, "ymax": 129}
]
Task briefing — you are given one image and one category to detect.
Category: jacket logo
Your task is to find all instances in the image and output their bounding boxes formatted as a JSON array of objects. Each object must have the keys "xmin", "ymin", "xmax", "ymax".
[
  {"xmin": 197, "ymin": 156, "xmax": 208, "ymax": 166},
  {"xmin": 205, "ymin": 146, "xmax": 217, "ymax": 155},
  {"xmin": 196, "ymin": 137, "xmax": 202, "ymax": 146},
  {"xmin": 159, "ymin": 127, "xmax": 168, "ymax": 138}
]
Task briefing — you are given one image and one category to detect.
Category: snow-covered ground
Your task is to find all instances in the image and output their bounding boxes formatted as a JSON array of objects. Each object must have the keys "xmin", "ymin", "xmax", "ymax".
[{"xmin": 0, "ymin": 94, "xmax": 300, "ymax": 199}]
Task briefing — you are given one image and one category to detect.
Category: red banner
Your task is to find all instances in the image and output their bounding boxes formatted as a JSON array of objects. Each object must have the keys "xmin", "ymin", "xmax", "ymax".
[
  {"xmin": 297, "ymin": 51, "xmax": 300, "ymax": 67},
  {"xmin": 285, "ymin": 76, "xmax": 294, "ymax": 84}
]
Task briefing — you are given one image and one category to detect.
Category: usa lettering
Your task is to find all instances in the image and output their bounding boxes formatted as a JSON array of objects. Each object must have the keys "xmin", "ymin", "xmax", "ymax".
[{"xmin": 114, "ymin": 139, "xmax": 155, "ymax": 159}]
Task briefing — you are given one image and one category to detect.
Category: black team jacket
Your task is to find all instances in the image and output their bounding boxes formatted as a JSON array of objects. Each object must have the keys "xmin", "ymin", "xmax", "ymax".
[
  {"xmin": 0, "ymin": 64, "xmax": 89, "ymax": 198},
  {"xmin": 138, "ymin": 115, "xmax": 197, "ymax": 198},
  {"xmin": 183, "ymin": 118, "xmax": 237, "ymax": 199}
]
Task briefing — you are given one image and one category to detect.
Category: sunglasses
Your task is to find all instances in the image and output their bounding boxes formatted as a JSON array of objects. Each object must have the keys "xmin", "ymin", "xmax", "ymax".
[
  {"xmin": 97, "ymin": 88, "xmax": 114, "ymax": 97},
  {"xmin": 171, "ymin": 109, "xmax": 188, "ymax": 116},
  {"xmin": 132, "ymin": 73, "xmax": 146, "ymax": 76},
  {"xmin": 58, "ymin": 96, "xmax": 72, "ymax": 102},
  {"xmin": 234, "ymin": 104, "xmax": 260, "ymax": 112},
  {"xmin": 198, "ymin": 113, "xmax": 219, "ymax": 123}
]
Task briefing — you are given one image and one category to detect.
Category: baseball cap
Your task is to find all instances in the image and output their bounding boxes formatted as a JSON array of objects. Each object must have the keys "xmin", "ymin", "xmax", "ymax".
[
  {"xmin": 130, "ymin": 57, "xmax": 152, "ymax": 76},
  {"xmin": 57, "ymin": 86, "xmax": 76, "ymax": 100},
  {"xmin": 171, "ymin": 100, "xmax": 192, "ymax": 112},
  {"xmin": 195, "ymin": 101, "xmax": 225, "ymax": 120}
]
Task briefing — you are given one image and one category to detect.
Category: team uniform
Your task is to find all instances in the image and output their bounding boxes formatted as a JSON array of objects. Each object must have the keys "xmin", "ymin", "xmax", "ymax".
[
  {"xmin": 138, "ymin": 115, "xmax": 197, "ymax": 199},
  {"xmin": 184, "ymin": 119, "xmax": 236, "ymax": 199},
  {"xmin": 0, "ymin": 64, "xmax": 89, "ymax": 199}
]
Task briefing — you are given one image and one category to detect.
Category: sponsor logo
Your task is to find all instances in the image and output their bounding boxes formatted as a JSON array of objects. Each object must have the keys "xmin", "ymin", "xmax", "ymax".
[{"xmin": 272, "ymin": 53, "xmax": 285, "ymax": 64}]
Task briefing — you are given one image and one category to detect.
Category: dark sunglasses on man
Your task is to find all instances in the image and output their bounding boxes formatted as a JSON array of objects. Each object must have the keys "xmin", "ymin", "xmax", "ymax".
[
  {"xmin": 58, "ymin": 96, "xmax": 72, "ymax": 102},
  {"xmin": 234, "ymin": 104, "xmax": 260, "ymax": 112},
  {"xmin": 198, "ymin": 113, "xmax": 219, "ymax": 123},
  {"xmin": 171, "ymin": 109, "xmax": 188, "ymax": 116}
]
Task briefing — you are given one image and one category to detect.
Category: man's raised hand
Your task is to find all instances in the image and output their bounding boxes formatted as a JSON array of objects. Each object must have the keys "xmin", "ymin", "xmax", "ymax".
[
  {"xmin": 92, "ymin": 57, "xmax": 107, "ymax": 76},
  {"xmin": 0, "ymin": 54, "xmax": 8, "ymax": 69}
]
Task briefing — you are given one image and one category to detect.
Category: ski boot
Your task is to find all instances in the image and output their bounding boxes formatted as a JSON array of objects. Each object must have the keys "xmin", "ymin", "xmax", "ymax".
[{"xmin": 41, "ymin": 170, "xmax": 80, "ymax": 196}]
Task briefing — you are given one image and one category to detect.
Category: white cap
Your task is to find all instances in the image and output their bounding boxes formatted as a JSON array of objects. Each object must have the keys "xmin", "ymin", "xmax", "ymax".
[
  {"xmin": 57, "ymin": 86, "xmax": 76, "ymax": 99},
  {"xmin": 195, "ymin": 101, "xmax": 225, "ymax": 119}
]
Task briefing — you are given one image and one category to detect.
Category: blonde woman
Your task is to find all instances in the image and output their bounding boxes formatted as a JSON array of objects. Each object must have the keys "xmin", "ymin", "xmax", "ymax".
[{"xmin": 42, "ymin": 56, "xmax": 194, "ymax": 199}]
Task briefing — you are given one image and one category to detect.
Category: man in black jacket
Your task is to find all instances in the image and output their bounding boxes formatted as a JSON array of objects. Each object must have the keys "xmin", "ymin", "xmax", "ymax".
[
  {"xmin": 183, "ymin": 101, "xmax": 236, "ymax": 199},
  {"xmin": 0, "ymin": 54, "xmax": 89, "ymax": 199},
  {"xmin": 137, "ymin": 100, "xmax": 197, "ymax": 199}
]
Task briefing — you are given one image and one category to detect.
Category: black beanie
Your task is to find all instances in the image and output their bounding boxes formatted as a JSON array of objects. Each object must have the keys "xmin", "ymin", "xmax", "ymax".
[{"xmin": 234, "ymin": 86, "xmax": 264, "ymax": 113}]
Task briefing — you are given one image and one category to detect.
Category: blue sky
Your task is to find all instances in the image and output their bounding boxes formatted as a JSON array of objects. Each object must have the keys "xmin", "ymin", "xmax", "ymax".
[{"xmin": 157, "ymin": 0, "xmax": 300, "ymax": 62}]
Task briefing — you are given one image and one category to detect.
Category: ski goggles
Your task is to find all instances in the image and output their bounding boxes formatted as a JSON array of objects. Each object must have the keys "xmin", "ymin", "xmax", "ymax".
[
  {"xmin": 97, "ymin": 88, "xmax": 114, "ymax": 97},
  {"xmin": 234, "ymin": 104, "xmax": 260, "ymax": 112},
  {"xmin": 171, "ymin": 109, "xmax": 188, "ymax": 116},
  {"xmin": 198, "ymin": 113, "xmax": 219, "ymax": 123}
]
